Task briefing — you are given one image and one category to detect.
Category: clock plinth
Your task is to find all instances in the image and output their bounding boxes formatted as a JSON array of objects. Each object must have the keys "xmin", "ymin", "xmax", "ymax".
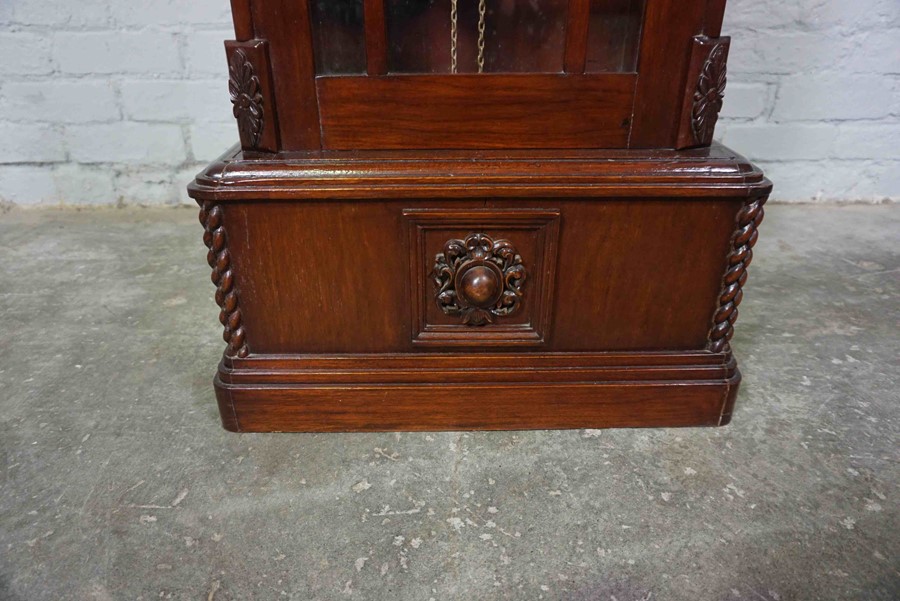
[{"xmin": 188, "ymin": 0, "xmax": 771, "ymax": 432}]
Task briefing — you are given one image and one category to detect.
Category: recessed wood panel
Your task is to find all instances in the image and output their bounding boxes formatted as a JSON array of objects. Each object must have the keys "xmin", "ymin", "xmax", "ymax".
[
  {"xmin": 316, "ymin": 74, "xmax": 636, "ymax": 150},
  {"xmin": 221, "ymin": 197, "xmax": 742, "ymax": 354},
  {"xmin": 543, "ymin": 197, "xmax": 740, "ymax": 350},
  {"xmin": 405, "ymin": 209, "xmax": 560, "ymax": 347}
]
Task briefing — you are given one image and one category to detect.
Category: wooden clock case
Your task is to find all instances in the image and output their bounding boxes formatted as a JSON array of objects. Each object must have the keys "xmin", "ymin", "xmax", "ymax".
[{"xmin": 188, "ymin": 0, "xmax": 771, "ymax": 432}]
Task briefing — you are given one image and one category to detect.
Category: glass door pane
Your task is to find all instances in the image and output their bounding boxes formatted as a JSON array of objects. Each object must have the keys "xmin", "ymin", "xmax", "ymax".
[
  {"xmin": 483, "ymin": 0, "xmax": 567, "ymax": 73},
  {"xmin": 310, "ymin": 0, "xmax": 366, "ymax": 74},
  {"xmin": 310, "ymin": 0, "xmax": 645, "ymax": 76},
  {"xmin": 586, "ymin": 0, "xmax": 645, "ymax": 72},
  {"xmin": 386, "ymin": 0, "xmax": 454, "ymax": 73},
  {"xmin": 387, "ymin": 0, "xmax": 567, "ymax": 74}
]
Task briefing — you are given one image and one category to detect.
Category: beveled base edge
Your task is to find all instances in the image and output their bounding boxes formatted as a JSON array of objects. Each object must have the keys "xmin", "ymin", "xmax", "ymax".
[
  {"xmin": 187, "ymin": 142, "xmax": 772, "ymax": 201},
  {"xmin": 211, "ymin": 352, "xmax": 742, "ymax": 433}
]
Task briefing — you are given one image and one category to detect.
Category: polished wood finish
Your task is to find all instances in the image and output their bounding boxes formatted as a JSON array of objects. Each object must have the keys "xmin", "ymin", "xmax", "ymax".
[
  {"xmin": 198, "ymin": 200, "xmax": 249, "ymax": 358},
  {"xmin": 704, "ymin": 0, "xmax": 728, "ymax": 37},
  {"xmin": 190, "ymin": 146, "xmax": 768, "ymax": 356},
  {"xmin": 213, "ymin": 350, "xmax": 742, "ymax": 432},
  {"xmin": 237, "ymin": 0, "xmax": 730, "ymax": 151},
  {"xmin": 364, "ymin": 0, "xmax": 389, "ymax": 75},
  {"xmin": 229, "ymin": 0, "xmax": 253, "ymax": 41},
  {"xmin": 709, "ymin": 195, "xmax": 766, "ymax": 352},
  {"xmin": 189, "ymin": 145, "xmax": 771, "ymax": 431},
  {"xmin": 316, "ymin": 74, "xmax": 634, "ymax": 150},
  {"xmin": 405, "ymin": 209, "xmax": 560, "ymax": 346},
  {"xmin": 564, "ymin": 0, "xmax": 591, "ymax": 73},
  {"xmin": 250, "ymin": 0, "xmax": 320, "ymax": 150},
  {"xmin": 215, "ymin": 373, "xmax": 742, "ymax": 433},
  {"xmin": 676, "ymin": 36, "xmax": 730, "ymax": 149},
  {"xmin": 190, "ymin": 144, "xmax": 765, "ymax": 199},
  {"xmin": 189, "ymin": 0, "xmax": 771, "ymax": 431},
  {"xmin": 630, "ymin": 0, "xmax": 707, "ymax": 147},
  {"xmin": 224, "ymin": 40, "xmax": 279, "ymax": 152}
]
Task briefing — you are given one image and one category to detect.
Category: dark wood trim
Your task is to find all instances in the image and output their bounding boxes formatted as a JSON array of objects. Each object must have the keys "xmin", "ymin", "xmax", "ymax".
[
  {"xmin": 316, "ymin": 74, "xmax": 635, "ymax": 150},
  {"xmin": 189, "ymin": 143, "xmax": 772, "ymax": 201},
  {"xmin": 364, "ymin": 0, "xmax": 388, "ymax": 75},
  {"xmin": 224, "ymin": 40, "xmax": 280, "ymax": 152},
  {"xmin": 196, "ymin": 0, "xmax": 770, "ymax": 433},
  {"xmin": 227, "ymin": 350, "xmax": 729, "ymax": 369},
  {"xmin": 250, "ymin": 0, "xmax": 321, "ymax": 150},
  {"xmin": 228, "ymin": 0, "xmax": 734, "ymax": 152},
  {"xmin": 197, "ymin": 201, "xmax": 250, "ymax": 358},
  {"xmin": 708, "ymin": 193, "xmax": 766, "ymax": 352},
  {"xmin": 718, "ymin": 368, "xmax": 742, "ymax": 425},
  {"xmin": 214, "ymin": 357, "xmax": 741, "ymax": 431},
  {"xmin": 564, "ymin": 0, "xmax": 590, "ymax": 74},
  {"xmin": 629, "ymin": 0, "xmax": 707, "ymax": 148},
  {"xmin": 213, "ymin": 351, "xmax": 741, "ymax": 432},
  {"xmin": 704, "ymin": 0, "xmax": 728, "ymax": 37},
  {"xmin": 230, "ymin": 0, "xmax": 254, "ymax": 40},
  {"xmin": 404, "ymin": 209, "xmax": 560, "ymax": 347},
  {"xmin": 220, "ymin": 351, "xmax": 735, "ymax": 383},
  {"xmin": 675, "ymin": 36, "xmax": 730, "ymax": 149}
]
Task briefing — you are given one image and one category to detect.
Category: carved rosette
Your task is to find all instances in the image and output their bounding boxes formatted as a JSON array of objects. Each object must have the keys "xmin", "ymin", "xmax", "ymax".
[
  {"xmin": 228, "ymin": 48, "xmax": 264, "ymax": 149},
  {"xmin": 198, "ymin": 201, "xmax": 249, "ymax": 358},
  {"xmin": 708, "ymin": 196, "xmax": 767, "ymax": 353},
  {"xmin": 692, "ymin": 42, "xmax": 728, "ymax": 145},
  {"xmin": 432, "ymin": 233, "xmax": 527, "ymax": 326}
]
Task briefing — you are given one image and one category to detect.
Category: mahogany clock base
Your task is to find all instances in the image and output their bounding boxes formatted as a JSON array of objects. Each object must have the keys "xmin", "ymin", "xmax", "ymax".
[
  {"xmin": 213, "ymin": 352, "xmax": 741, "ymax": 432},
  {"xmin": 188, "ymin": 144, "xmax": 770, "ymax": 433}
]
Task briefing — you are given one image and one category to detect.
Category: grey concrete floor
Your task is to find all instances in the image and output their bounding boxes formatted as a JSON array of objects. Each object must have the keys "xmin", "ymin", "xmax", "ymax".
[{"xmin": 0, "ymin": 204, "xmax": 897, "ymax": 601}]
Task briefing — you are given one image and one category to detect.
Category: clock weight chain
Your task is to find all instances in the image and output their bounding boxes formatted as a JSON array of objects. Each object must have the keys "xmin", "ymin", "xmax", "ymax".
[{"xmin": 450, "ymin": 0, "xmax": 488, "ymax": 74}]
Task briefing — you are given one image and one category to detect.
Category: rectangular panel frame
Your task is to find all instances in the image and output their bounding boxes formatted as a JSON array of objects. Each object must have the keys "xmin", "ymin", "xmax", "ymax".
[{"xmin": 405, "ymin": 208, "xmax": 560, "ymax": 347}]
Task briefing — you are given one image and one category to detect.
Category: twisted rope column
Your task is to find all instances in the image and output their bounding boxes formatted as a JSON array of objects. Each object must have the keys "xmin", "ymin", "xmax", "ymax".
[
  {"xmin": 708, "ymin": 195, "xmax": 767, "ymax": 353},
  {"xmin": 198, "ymin": 200, "xmax": 249, "ymax": 358}
]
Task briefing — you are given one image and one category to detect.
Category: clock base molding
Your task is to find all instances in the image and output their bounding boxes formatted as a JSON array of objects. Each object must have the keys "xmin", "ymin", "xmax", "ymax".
[{"xmin": 212, "ymin": 351, "xmax": 742, "ymax": 433}]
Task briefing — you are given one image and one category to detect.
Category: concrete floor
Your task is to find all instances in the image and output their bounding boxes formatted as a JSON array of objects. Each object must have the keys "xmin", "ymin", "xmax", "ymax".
[{"xmin": 0, "ymin": 204, "xmax": 897, "ymax": 600}]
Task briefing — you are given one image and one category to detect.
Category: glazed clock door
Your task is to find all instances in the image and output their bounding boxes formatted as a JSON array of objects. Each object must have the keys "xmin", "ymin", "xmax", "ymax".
[{"xmin": 247, "ymin": 0, "xmax": 725, "ymax": 150}]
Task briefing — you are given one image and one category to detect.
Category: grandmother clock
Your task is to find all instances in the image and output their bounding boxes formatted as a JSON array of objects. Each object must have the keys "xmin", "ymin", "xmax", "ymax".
[{"xmin": 188, "ymin": 0, "xmax": 771, "ymax": 432}]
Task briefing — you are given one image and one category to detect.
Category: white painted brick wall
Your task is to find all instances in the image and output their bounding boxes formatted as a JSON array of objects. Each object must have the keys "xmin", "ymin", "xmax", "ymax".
[
  {"xmin": 718, "ymin": 0, "xmax": 900, "ymax": 202},
  {"xmin": 0, "ymin": 0, "xmax": 897, "ymax": 206}
]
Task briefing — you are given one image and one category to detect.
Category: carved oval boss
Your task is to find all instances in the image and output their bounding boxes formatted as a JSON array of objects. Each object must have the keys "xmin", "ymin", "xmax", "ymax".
[{"xmin": 432, "ymin": 233, "xmax": 526, "ymax": 325}]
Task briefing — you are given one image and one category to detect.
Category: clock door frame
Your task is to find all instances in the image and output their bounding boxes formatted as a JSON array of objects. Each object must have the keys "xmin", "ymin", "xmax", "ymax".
[{"xmin": 233, "ymin": 0, "xmax": 727, "ymax": 151}]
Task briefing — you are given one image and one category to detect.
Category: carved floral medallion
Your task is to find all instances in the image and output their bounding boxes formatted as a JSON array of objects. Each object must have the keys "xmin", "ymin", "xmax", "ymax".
[
  {"xmin": 432, "ymin": 233, "xmax": 527, "ymax": 325},
  {"xmin": 691, "ymin": 42, "xmax": 728, "ymax": 145},
  {"xmin": 228, "ymin": 48, "xmax": 264, "ymax": 148}
]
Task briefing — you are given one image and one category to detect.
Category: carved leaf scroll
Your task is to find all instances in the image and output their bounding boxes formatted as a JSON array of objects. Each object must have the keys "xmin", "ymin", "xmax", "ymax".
[
  {"xmin": 691, "ymin": 42, "xmax": 728, "ymax": 145},
  {"xmin": 432, "ymin": 233, "xmax": 527, "ymax": 326},
  {"xmin": 228, "ymin": 48, "xmax": 264, "ymax": 149}
]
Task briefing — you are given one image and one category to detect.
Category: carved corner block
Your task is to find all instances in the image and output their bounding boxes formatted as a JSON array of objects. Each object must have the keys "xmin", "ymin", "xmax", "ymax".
[
  {"xmin": 405, "ymin": 209, "xmax": 560, "ymax": 347},
  {"xmin": 708, "ymin": 193, "xmax": 767, "ymax": 353},
  {"xmin": 676, "ymin": 36, "xmax": 730, "ymax": 150},
  {"xmin": 225, "ymin": 40, "xmax": 279, "ymax": 153}
]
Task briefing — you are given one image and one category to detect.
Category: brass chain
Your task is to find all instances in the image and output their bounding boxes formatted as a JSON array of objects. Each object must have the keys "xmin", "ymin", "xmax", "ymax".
[
  {"xmin": 450, "ymin": 0, "xmax": 487, "ymax": 74},
  {"xmin": 450, "ymin": 0, "xmax": 458, "ymax": 74},
  {"xmin": 476, "ymin": 0, "xmax": 487, "ymax": 73}
]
